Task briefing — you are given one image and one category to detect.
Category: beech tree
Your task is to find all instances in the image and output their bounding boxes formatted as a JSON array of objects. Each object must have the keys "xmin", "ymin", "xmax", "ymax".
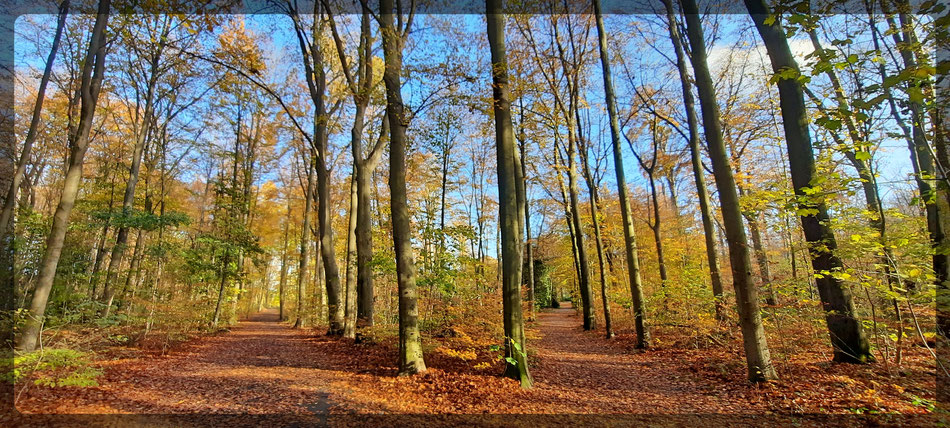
[
  {"xmin": 681, "ymin": 0, "xmax": 778, "ymax": 382},
  {"xmin": 17, "ymin": 0, "xmax": 112, "ymax": 352},
  {"xmin": 592, "ymin": 0, "xmax": 649, "ymax": 346},
  {"xmin": 376, "ymin": 0, "xmax": 426, "ymax": 375},
  {"xmin": 486, "ymin": 0, "xmax": 532, "ymax": 387},
  {"xmin": 744, "ymin": 0, "xmax": 872, "ymax": 364}
]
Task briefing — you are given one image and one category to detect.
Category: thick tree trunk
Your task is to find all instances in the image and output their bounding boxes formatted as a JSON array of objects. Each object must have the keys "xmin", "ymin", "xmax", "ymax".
[
  {"xmin": 486, "ymin": 1, "xmax": 532, "ymax": 387},
  {"xmin": 593, "ymin": 0, "xmax": 649, "ymax": 347},
  {"xmin": 317, "ymin": 144, "xmax": 344, "ymax": 334},
  {"xmin": 307, "ymin": 18, "xmax": 344, "ymax": 335},
  {"xmin": 683, "ymin": 0, "xmax": 778, "ymax": 382},
  {"xmin": 744, "ymin": 0, "xmax": 871, "ymax": 364},
  {"xmin": 380, "ymin": 0, "xmax": 426, "ymax": 375},
  {"xmin": 16, "ymin": 0, "xmax": 111, "ymax": 352},
  {"xmin": 661, "ymin": 0, "xmax": 725, "ymax": 320}
]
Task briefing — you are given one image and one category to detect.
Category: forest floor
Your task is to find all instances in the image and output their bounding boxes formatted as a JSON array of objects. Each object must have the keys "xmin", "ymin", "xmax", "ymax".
[{"xmin": 8, "ymin": 304, "xmax": 941, "ymax": 427}]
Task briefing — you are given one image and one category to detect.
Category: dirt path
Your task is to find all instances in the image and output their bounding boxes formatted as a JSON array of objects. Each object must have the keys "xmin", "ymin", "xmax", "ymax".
[
  {"xmin": 16, "ymin": 309, "xmax": 344, "ymax": 418},
  {"xmin": 17, "ymin": 305, "xmax": 764, "ymax": 418},
  {"xmin": 12, "ymin": 304, "xmax": 934, "ymax": 426},
  {"xmin": 526, "ymin": 302, "xmax": 766, "ymax": 414}
]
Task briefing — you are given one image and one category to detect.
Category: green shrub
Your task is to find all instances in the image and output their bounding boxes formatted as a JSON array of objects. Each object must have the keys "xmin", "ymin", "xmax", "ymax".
[{"xmin": 5, "ymin": 349, "xmax": 102, "ymax": 388}]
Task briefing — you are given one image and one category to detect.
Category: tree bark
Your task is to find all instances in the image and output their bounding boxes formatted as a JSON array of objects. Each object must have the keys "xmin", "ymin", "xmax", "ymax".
[
  {"xmin": 683, "ymin": 0, "xmax": 778, "ymax": 381},
  {"xmin": 278, "ymin": 197, "xmax": 291, "ymax": 321},
  {"xmin": 343, "ymin": 171, "xmax": 358, "ymax": 338},
  {"xmin": 380, "ymin": 0, "xmax": 426, "ymax": 375},
  {"xmin": 16, "ymin": 0, "xmax": 111, "ymax": 352},
  {"xmin": 293, "ymin": 153, "xmax": 315, "ymax": 329},
  {"xmin": 743, "ymin": 0, "xmax": 871, "ymax": 364},
  {"xmin": 661, "ymin": 0, "xmax": 725, "ymax": 321},
  {"xmin": 486, "ymin": 1, "xmax": 532, "ymax": 387},
  {"xmin": 593, "ymin": 0, "xmax": 649, "ymax": 347}
]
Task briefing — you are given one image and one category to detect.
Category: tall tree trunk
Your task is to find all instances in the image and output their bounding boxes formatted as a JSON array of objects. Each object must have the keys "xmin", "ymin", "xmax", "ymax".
[
  {"xmin": 552, "ymin": 144, "xmax": 582, "ymax": 301},
  {"xmin": 884, "ymin": 7, "xmax": 946, "ymax": 292},
  {"xmin": 744, "ymin": 0, "xmax": 872, "ymax": 364},
  {"xmin": 565, "ymin": 125, "xmax": 596, "ymax": 330},
  {"xmin": 356, "ymin": 117, "xmax": 386, "ymax": 329},
  {"xmin": 293, "ymin": 154, "xmax": 315, "ymax": 329},
  {"xmin": 516, "ymin": 102, "xmax": 535, "ymax": 318},
  {"xmin": 661, "ymin": 0, "xmax": 725, "ymax": 320},
  {"xmin": 343, "ymin": 171, "xmax": 358, "ymax": 338},
  {"xmin": 682, "ymin": 0, "xmax": 778, "ymax": 382},
  {"xmin": 577, "ymin": 130, "xmax": 613, "ymax": 338},
  {"xmin": 380, "ymin": 0, "xmax": 426, "ymax": 375},
  {"xmin": 646, "ymin": 166, "xmax": 669, "ymax": 300},
  {"xmin": 486, "ymin": 1, "xmax": 532, "ymax": 387},
  {"xmin": 308, "ymin": 11, "xmax": 344, "ymax": 335},
  {"xmin": 593, "ymin": 0, "xmax": 649, "ymax": 347},
  {"xmin": 278, "ymin": 198, "xmax": 291, "ymax": 321},
  {"xmin": 16, "ymin": 0, "xmax": 111, "ymax": 352}
]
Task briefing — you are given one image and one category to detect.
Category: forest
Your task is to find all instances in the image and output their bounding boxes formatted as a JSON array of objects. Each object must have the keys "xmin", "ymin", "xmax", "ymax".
[{"xmin": 2, "ymin": 0, "xmax": 947, "ymax": 424}]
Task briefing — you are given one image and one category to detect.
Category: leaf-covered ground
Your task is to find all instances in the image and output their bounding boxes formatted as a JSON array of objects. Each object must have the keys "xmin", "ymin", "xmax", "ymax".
[{"xmin": 9, "ymin": 306, "xmax": 940, "ymax": 427}]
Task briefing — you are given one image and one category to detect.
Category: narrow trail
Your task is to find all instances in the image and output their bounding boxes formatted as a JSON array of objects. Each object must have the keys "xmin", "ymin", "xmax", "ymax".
[
  {"xmin": 527, "ymin": 302, "xmax": 766, "ymax": 414},
  {"xmin": 15, "ymin": 305, "xmax": 771, "ymax": 420},
  {"xmin": 16, "ymin": 309, "xmax": 343, "ymax": 417}
]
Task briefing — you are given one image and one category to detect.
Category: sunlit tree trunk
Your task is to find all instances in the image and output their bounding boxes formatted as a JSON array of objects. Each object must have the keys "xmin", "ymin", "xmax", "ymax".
[
  {"xmin": 380, "ymin": 0, "xmax": 426, "ymax": 375},
  {"xmin": 593, "ymin": 0, "xmax": 649, "ymax": 347},
  {"xmin": 661, "ymin": 0, "xmax": 725, "ymax": 320},
  {"xmin": 682, "ymin": 0, "xmax": 778, "ymax": 382},
  {"xmin": 744, "ymin": 0, "xmax": 871, "ymax": 364},
  {"xmin": 486, "ymin": 1, "xmax": 532, "ymax": 387},
  {"xmin": 343, "ymin": 171, "xmax": 358, "ymax": 338},
  {"xmin": 278, "ymin": 198, "xmax": 291, "ymax": 321},
  {"xmin": 516, "ymin": 102, "xmax": 535, "ymax": 317},
  {"xmin": 293, "ymin": 153, "xmax": 315, "ymax": 329},
  {"xmin": 16, "ymin": 0, "xmax": 111, "ymax": 352}
]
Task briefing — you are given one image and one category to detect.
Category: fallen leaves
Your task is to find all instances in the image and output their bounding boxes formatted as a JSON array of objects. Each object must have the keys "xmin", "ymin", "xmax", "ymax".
[{"xmin": 11, "ymin": 307, "xmax": 939, "ymax": 427}]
